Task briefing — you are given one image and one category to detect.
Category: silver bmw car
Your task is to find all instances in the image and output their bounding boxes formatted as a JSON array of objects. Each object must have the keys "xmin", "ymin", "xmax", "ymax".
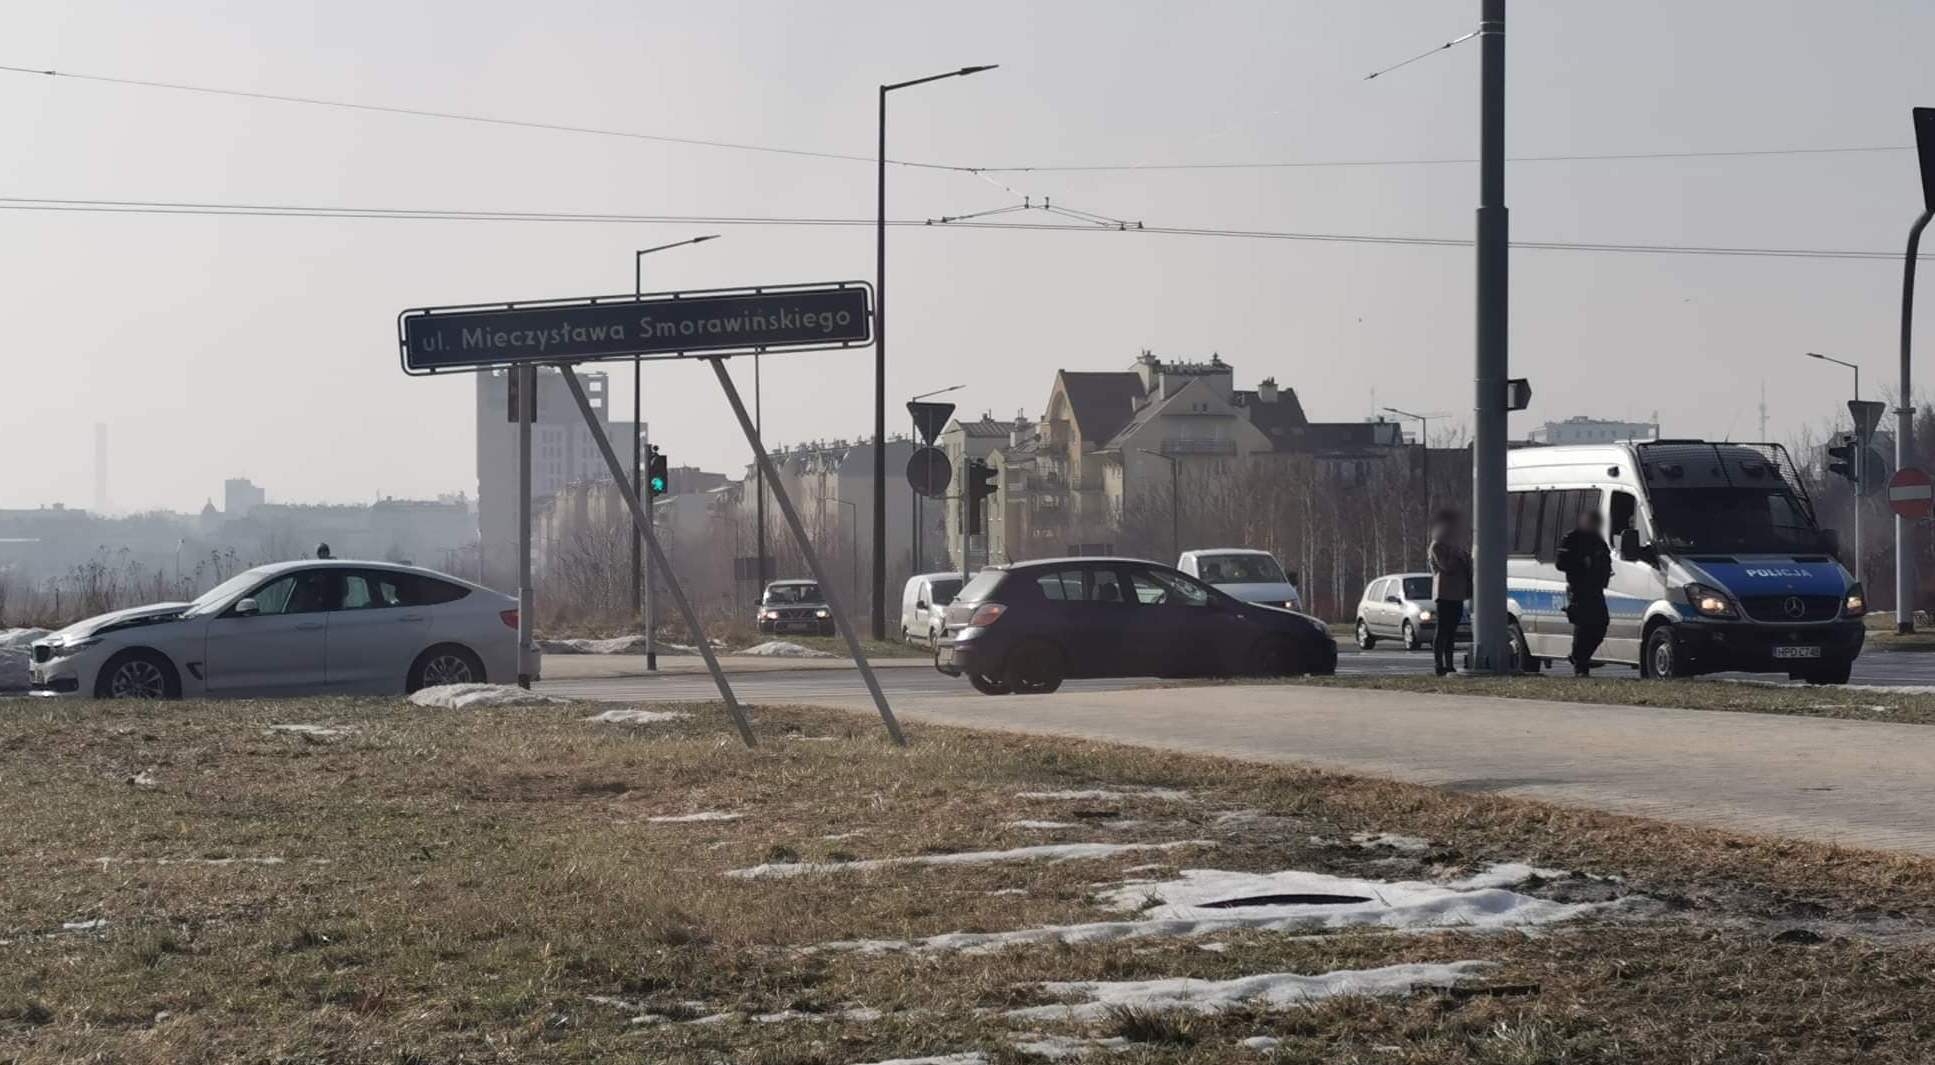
[{"xmin": 28, "ymin": 560, "xmax": 522, "ymax": 699}]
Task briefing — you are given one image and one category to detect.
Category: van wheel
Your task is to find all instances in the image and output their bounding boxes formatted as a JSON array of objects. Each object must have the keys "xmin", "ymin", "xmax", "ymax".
[
  {"xmin": 968, "ymin": 672, "xmax": 1011, "ymax": 696},
  {"xmin": 1508, "ymin": 621, "xmax": 1539, "ymax": 674},
  {"xmin": 1797, "ymin": 660, "xmax": 1853, "ymax": 685},
  {"xmin": 1354, "ymin": 620, "xmax": 1377, "ymax": 650},
  {"xmin": 1402, "ymin": 621, "xmax": 1422, "ymax": 651},
  {"xmin": 1641, "ymin": 626, "xmax": 1680, "ymax": 680},
  {"xmin": 1004, "ymin": 640, "xmax": 1066, "ymax": 695}
]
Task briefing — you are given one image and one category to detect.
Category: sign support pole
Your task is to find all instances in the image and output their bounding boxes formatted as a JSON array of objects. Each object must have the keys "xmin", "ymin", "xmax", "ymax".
[
  {"xmin": 515, "ymin": 364, "xmax": 536, "ymax": 688},
  {"xmin": 558, "ymin": 367, "xmax": 757, "ymax": 747},
  {"xmin": 644, "ymin": 422, "xmax": 657, "ymax": 672},
  {"xmin": 708, "ymin": 357, "xmax": 906, "ymax": 746},
  {"xmin": 1469, "ymin": 0, "xmax": 1511, "ymax": 674}
]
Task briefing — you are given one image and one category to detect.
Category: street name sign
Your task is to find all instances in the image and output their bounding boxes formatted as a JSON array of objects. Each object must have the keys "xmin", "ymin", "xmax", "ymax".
[
  {"xmin": 399, "ymin": 281, "xmax": 873, "ymax": 374},
  {"xmin": 1890, "ymin": 467, "xmax": 1934, "ymax": 520}
]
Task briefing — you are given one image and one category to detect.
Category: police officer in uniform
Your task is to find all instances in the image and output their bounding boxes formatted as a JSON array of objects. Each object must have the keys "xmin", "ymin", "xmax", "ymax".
[{"xmin": 1555, "ymin": 510, "xmax": 1612, "ymax": 675}]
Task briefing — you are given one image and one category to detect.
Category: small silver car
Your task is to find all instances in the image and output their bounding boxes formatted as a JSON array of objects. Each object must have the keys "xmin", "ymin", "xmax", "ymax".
[{"xmin": 1353, "ymin": 573, "xmax": 1470, "ymax": 651}]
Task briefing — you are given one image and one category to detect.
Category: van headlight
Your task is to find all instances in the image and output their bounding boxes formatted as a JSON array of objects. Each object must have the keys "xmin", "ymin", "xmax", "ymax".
[
  {"xmin": 760, "ymin": 610, "xmax": 779, "ymax": 621},
  {"xmin": 815, "ymin": 608, "xmax": 830, "ymax": 619},
  {"xmin": 1685, "ymin": 582, "xmax": 1737, "ymax": 619},
  {"xmin": 1844, "ymin": 583, "xmax": 1866, "ymax": 617}
]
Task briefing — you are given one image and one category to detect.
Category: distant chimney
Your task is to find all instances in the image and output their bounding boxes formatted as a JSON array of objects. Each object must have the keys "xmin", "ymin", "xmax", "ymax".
[{"xmin": 1257, "ymin": 377, "xmax": 1279, "ymax": 404}]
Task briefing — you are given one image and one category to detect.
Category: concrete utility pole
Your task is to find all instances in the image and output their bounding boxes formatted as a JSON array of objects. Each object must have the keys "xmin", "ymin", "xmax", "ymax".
[
  {"xmin": 1469, "ymin": 0, "xmax": 1511, "ymax": 673},
  {"xmin": 1897, "ymin": 107, "xmax": 1935, "ymax": 632}
]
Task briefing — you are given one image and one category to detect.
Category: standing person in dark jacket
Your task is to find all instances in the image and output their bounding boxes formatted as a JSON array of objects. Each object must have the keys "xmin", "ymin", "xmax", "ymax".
[
  {"xmin": 1427, "ymin": 508, "xmax": 1472, "ymax": 677},
  {"xmin": 1556, "ymin": 510, "xmax": 1613, "ymax": 675}
]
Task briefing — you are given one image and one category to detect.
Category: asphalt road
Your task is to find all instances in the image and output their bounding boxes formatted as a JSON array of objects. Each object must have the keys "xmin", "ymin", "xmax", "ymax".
[{"xmin": 537, "ymin": 645, "xmax": 1935, "ymax": 704}]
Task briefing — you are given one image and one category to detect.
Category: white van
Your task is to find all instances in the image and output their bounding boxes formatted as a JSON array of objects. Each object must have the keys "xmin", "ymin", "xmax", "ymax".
[
  {"xmin": 1504, "ymin": 440, "xmax": 1864, "ymax": 683},
  {"xmin": 900, "ymin": 572, "xmax": 966, "ymax": 645},
  {"xmin": 1176, "ymin": 549, "xmax": 1302, "ymax": 611}
]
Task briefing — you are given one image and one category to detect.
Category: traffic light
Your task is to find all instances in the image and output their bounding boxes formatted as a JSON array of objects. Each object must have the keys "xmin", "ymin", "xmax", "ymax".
[
  {"xmin": 1826, "ymin": 434, "xmax": 1858, "ymax": 485},
  {"xmin": 964, "ymin": 459, "xmax": 999, "ymax": 534},
  {"xmin": 648, "ymin": 446, "xmax": 669, "ymax": 498}
]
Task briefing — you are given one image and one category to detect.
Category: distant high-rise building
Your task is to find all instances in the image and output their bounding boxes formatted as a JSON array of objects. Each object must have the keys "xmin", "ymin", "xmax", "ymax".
[
  {"xmin": 92, "ymin": 423, "xmax": 108, "ymax": 514},
  {"xmin": 475, "ymin": 367, "xmax": 641, "ymax": 591},
  {"xmin": 224, "ymin": 477, "xmax": 266, "ymax": 517}
]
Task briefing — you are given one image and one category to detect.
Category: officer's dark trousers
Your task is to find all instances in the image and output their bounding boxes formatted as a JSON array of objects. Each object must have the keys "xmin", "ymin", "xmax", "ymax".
[{"xmin": 1568, "ymin": 592, "xmax": 1610, "ymax": 673}]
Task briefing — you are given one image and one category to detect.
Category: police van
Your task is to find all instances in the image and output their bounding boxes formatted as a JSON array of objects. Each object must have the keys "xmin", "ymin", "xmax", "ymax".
[{"xmin": 1504, "ymin": 440, "xmax": 1864, "ymax": 683}]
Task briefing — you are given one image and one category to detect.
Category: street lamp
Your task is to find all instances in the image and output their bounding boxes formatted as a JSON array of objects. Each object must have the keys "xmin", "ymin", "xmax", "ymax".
[
  {"xmin": 910, "ymin": 383, "xmax": 966, "ymax": 572},
  {"xmin": 633, "ymin": 234, "xmax": 719, "ymax": 671},
  {"xmin": 1384, "ymin": 406, "xmax": 1448, "ymax": 567},
  {"xmin": 1138, "ymin": 449, "xmax": 1182, "ymax": 559},
  {"xmin": 1805, "ymin": 351, "xmax": 1865, "ymax": 589},
  {"xmin": 874, "ymin": 64, "xmax": 998, "ymax": 641}
]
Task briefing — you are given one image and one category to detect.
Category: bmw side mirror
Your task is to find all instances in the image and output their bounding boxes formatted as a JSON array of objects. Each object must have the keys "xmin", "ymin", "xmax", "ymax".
[{"xmin": 233, "ymin": 597, "xmax": 260, "ymax": 617}]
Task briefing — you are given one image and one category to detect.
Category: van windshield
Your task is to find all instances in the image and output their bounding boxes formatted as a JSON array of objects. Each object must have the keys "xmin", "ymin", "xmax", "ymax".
[
  {"xmin": 1649, "ymin": 486, "xmax": 1825, "ymax": 554},
  {"xmin": 1196, "ymin": 554, "xmax": 1287, "ymax": 584}
]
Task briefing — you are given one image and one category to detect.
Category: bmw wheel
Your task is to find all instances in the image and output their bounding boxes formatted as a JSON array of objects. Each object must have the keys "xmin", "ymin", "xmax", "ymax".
[
  {"xmin": 95, "ymin": 650, "xmax": 179, "ymax": 700},
  {"xmin": 408, "ymin": 645, "xmax": 485, "ymax": 692}
]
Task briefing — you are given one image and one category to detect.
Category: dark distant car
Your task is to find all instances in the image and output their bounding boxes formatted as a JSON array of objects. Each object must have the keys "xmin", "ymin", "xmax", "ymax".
[
  {"xmin": 934, "ymin": 557, "xmax": 1337, "ymax": 695},
  {"xmin": 756, "ymin": 579, "xmax": 834, "ymax": 636}
]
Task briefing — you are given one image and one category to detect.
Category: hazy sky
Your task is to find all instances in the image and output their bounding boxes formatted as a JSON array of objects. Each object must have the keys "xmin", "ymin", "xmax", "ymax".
[{"xmin": 5, "ymin": 0, "xmax": 1934, "ymax": 512}]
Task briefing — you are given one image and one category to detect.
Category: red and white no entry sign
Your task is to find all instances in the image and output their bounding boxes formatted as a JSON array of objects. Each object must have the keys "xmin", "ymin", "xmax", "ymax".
[{"xmin": 1889, "ymin": 467, "xmax": 1934, "ymax": 520}]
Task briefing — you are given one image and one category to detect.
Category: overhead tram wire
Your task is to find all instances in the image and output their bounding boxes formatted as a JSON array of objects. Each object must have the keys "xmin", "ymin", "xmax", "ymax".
[
  {"xmin": 0, "ymin": 195, "xmax": 1928, "ymax": 262},
  {"xmin": 0, "ymin": 63, "xmax": 1914, "ymax": 176}
]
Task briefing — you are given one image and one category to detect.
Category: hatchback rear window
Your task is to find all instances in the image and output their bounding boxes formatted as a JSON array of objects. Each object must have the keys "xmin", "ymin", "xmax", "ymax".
[{"xmin": 956, "ymin": 570, "xmax": 1006, "ymax": 602}]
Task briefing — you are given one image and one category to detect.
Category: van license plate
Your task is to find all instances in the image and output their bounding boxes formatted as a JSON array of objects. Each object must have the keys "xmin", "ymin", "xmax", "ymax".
[{"xmin": 1772, "ymin": 646, "xmax": 1822, "ymax": 660}]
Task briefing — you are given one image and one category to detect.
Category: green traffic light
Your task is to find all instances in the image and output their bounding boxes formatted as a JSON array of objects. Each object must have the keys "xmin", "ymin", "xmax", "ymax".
[{"xmin": 650, "ymin": 477, "xmax": 667, "ymax": 493}]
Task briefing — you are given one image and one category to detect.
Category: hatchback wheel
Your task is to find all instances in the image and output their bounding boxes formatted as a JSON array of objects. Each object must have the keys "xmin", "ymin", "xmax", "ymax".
[
  {"xmin": 1402, "ymin": 621, "xmax": 1422, "ymax": 652},
  {"xmin": 968, "ymin": 672, "xmax": 1011, "ymax": 696},
  {"xmin": 1355, "ymin": 619, "xmax": 1377, "ymax": 650},
  {"xmin": 1003, "ymin": 640, "xmax": 1065, "ymax": 695},
  {"xmin": 95, "ymin": 650, "xmax": 179, "ymax": 700},
  {"xmin": 408, "ymin": 645, "xmax": 485, "ymax": 692}
]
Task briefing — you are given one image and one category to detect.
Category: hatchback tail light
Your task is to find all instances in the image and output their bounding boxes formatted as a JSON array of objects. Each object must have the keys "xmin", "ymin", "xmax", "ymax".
[
  {"xmin": 499, "ymin": 608, "xmax": 519, "ymax": 630},
  {"xmin": 967, "ymin": 603, "xmax": 1006, "ymax": 628}
]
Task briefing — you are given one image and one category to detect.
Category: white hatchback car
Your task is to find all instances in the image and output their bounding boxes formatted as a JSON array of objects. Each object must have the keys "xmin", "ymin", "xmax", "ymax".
[{"xmin": 28, "ymin": 560, "xmax": 522, "ymax": 699}]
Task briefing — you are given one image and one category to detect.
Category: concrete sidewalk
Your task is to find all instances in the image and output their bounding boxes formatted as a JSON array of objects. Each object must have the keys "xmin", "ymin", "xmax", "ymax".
[
  {"xmin": 799, "ymin": 684, "xmax": 1935, "ymax": 856},
  {"xmin": 540, "ymin": 654, "xmax": 933, "ymax": 679}
]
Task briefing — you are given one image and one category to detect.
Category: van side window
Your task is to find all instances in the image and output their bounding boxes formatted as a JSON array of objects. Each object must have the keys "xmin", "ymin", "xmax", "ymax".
[
  {"xmin": 1609, "ymin": 490, "xmax": 1637, "ymax": 542},
  {"xmin": 1506, "ymin": 492, "xmax": 1539, "ymax": 556}
]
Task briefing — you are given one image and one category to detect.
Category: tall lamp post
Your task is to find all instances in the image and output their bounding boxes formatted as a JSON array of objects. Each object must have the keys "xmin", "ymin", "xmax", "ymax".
[
  {"xmin": 910, "ymin": 383, "xmax": 965, "ymax": 572},
  {"xmin": 633, "ymin": 234, "xmax": 719, "ymax": 671},
  {"xmin": 875, "ymin": 64, "xmax": 998, "ymax": 640},
  {"xmin": 1807, "ymin": 351, "xmax": 1865, "ymax": 589},
  {"xmin": 1139, "ymin": 449, "xmax": 1182, "ymax": 559},
  {"xmin": 1469, "ymin": 0, "xmax": 1511, "ymax": 674},
  {"xmin": 1384, "ymin": 406, "xmax": 1446, "ymax": 566}
]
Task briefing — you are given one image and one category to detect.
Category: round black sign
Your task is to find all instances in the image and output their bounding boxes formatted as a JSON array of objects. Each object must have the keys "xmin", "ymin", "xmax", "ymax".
[{"xmin": 906, "ymin": 447, "xmax": 953, "ymax": 498}]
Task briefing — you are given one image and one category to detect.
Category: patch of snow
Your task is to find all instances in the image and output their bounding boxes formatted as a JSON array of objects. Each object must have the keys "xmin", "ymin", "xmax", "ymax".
[
  {"xmin": 1005, "ymin": 820, "xmax": 1077, "ymax": 830},
  {"xmin": 739, "ymin": 640, "xmax": 835, "ymax": 658},
  {"xmin": 1199, "ymin": 941, "xmax": 1230, "ymax": 953},
  {"xmin": 1017, "ymin": 787, "xmax": 1192, "ymax": 802},
  {"xmin": 823, "ymin": 831, "xmax": 867, "ymax": 841},
  {"xmin": 1350, "ymin": 832, "xmax": 1430, "ymax": 853},
  {"xmin": 986, "ymin": 888, "xmax": 1029, "ymax": 897},
  {"xmin": 823, "ymin": 863, "xmax": 1635, "ymax": 955},
  {"xmin": 1240, "ymin": 1036, "xmax": 1282, "ymax": 1052},
  {"xmin": 0, "ymin": 648, "xmax": 29, "ymax": 692},
  {"xmin": 728, "ymin": 840, "xmax": 1210, "ymax": 880},
  {"xmin": 542, "ymin": 636, "xmax": 708, "ymax": 655},
  {"xmin": 266, "ymin": 723, "xmax": 357, "ymax": 740},
  {"xmin": 788, "ymin": 735, "xmax": 840, "ymax": 741},
  {"xmin": 585, "ymin": 708, "xmax": 689, "ymax": 725},
  {"xmin": 1005, "ymin": 961, "xmax": 1491, "ymax": 1021},
  {"xmin": 408, "ymin": 683, "xmax": 571, "ymax": 710},
  {"xmin": 647, "ymin": 811, "xmax": 743, "ymax": 824},
  {"xmin": 0, "ymin": 627, "xmax": 51, "ymax": 650},
  {"xmin": 1122, "ymin": 863, "xmax": 1169, "ymax": 873},
  {"xmin": 1009, "ymin": 1033, "xmax": 1133, "ymax": 1059},
  {"xmin": 61, "ymin": 918, "xmax": 107, "ymax": 932},
  {"xmin": 96, "ymin": 856, "xmax": 291, "ymax": 867},
  {"xmin": 128, "ymin": 769, "xmax": 159, "ymax": 788},
  {"xmin": 851, "ymin": 1056, "xmax": 987, "ymax": 1065}
]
